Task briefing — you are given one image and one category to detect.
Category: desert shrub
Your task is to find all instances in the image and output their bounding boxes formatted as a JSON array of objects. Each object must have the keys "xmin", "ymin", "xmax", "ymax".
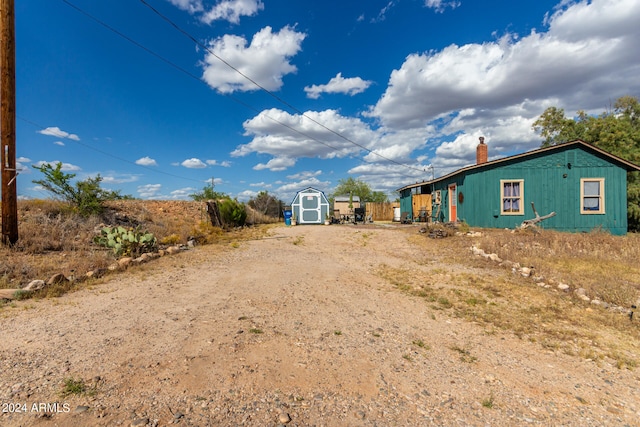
[
  {"xmin": 160, "ymin": 234, "xmax": 182, "ymax": 246},
  {"xmin": 189, "ymin": 221, "xmax": 224, "ymax": 245},
  {"xmin": 218, "ymin": 198, "xmax": 247, "ymax": 228},
  {"xmin": 32, "ymin": 162, "xmax": 128, "ymax": 217}
]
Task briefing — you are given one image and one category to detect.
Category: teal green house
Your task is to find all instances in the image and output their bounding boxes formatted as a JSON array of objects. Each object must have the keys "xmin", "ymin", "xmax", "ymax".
[{"xmin": 397, "ymin": 139, "xmax": 640, "ymax": 235}]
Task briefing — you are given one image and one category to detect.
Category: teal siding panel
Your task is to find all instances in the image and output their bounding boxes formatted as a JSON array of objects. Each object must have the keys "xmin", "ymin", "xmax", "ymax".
[
  {"xmin": 431, "ymin": 145, "xmax": 630, "ymax": 234},
  {"xmin": 399, "ymin": 190, "xmax": 412, "ymax": 219}
]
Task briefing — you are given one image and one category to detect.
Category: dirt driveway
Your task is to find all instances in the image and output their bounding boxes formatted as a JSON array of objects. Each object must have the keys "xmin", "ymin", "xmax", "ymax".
[{"xmin": 1, "ymin": 224, "xmax": 638, "ymax": 426}]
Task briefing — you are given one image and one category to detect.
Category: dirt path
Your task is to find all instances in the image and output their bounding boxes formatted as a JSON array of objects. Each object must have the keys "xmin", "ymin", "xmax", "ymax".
[{"xmin": 1, "ymin": 224, "xmax": 639, "ymax": 426}]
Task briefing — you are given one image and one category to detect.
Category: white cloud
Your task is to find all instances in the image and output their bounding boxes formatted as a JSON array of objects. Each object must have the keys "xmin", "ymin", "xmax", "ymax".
[
  {"xmin": 170, "ymin": 187, "xmax": 196, "ymax": 200},
  {"xmin": 201, "ymin": 26, "xmax": 306, "ymax": 93},
  {"xmin": 38, "ymin": 126, "xmax": 80, "ymax": 141},
  {"xmin": 249, "ymin": 181, "xmax": 272, "ymax": 188},
  {"xmin": 346, "ymin": 162, "xmax": 428, "ymax": 196},
  {"xmin": 135, "ymin": 156, "xmax": 158, "ymax": 166},
  {"xmin": 101, "ymin": 174, "xmax": 140, "ymax": 185},
  {"xmin": 33, "ymin": 160, "xmax": 81, "ymax": 171},
  {"xmin": 234, "ymin": 108, "xmax": 376, "ymax": 164},
  {"xmin": 363, "ymin": 0, "xmax": 640, "ymax": 174},
  {"xmin": 253, "ymin": 157, "xmax": 296, "ymax": 171},
  {"xmin": 276, "ymin": 177, "xmax": 331, "ymax": 196},
  {"xmin": 201, "ymin": 0, "xmax": 264, "ymax": 24},
  {"xmin": 181, "ymin": 158, "xmax": 208, "ymax": 168},
  {"xmin": 424, "ymin": 0, "xmax": 461, "ymax": 13},
  {"xmin": 236, "ymin": 189, "xmax": 258, "ymax": 202},
  {"xmin": 16, "ymin": 157, "xmax": 31, "ymax": 174},
  {"xmin": 206, "ymin": 159, "xmax": 232, "ymax": 167},
  {"xmin": 169, "ymin": 0, "xmax": 263, "ymax": 24},
  {"xmin": 371, "ymin": 0, "xmax": 640, "ymax": 132},
  {"xmin": 137, "ymin": 184, "xmax": 162, "ymax": 198},
  {"xmin": 167, "ymin": 0, "xmax": 203, "ymax": 14},
  {"xmin": 304, "ymin": 73, "xmax": 373, "ymax": 99},
  {"xmin": 371, "ymin": 1, "xmax": 398, "ymax": 23},
  {"xmin": 54, "ymin": 141, "xmax": 65, "ymax": 146},
  {"xmin": 286, "ymin": 170, "xmax": 322, "ymax": 180}
]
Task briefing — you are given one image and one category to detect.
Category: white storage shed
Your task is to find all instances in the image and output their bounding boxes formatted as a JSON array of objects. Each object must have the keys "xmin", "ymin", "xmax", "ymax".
[{"xmin": 290, "ymin": 187, "xmax": 330, "ymax": 224}]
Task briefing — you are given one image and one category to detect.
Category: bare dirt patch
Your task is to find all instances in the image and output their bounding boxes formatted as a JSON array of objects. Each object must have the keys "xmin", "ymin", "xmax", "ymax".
[{"xmin": 1, "ymin": 222, "xmax": 640, "ymax": 426}]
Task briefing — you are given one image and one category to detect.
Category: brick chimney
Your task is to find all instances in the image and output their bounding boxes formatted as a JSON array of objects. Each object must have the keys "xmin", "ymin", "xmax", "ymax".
[{"xmin": 476, "ymin": 136, "xmax": 487, "ymax": 165}]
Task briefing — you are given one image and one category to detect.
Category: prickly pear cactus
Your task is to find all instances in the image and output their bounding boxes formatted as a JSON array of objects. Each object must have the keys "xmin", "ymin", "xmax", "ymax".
[{"xmin": 94, "ymin": 226, "xmax": 157, "ymax": 258}]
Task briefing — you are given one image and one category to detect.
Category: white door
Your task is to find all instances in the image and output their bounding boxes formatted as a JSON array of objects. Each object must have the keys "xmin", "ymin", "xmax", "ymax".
[{"xmin": 300, "ymin": 194, "xmax": 321, "ymax": 223}]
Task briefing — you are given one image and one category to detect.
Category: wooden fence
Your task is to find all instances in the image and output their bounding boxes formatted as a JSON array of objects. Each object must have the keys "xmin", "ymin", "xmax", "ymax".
[{"xmin": 365, "ymin": 202, "xmax": 396, "ymax": 221}]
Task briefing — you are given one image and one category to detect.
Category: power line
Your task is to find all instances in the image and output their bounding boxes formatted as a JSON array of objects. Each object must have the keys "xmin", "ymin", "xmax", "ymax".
[
  {"xmin": 59, "ymin": 0, "xmax": 346, "ymax": 156},
  {"xmin": 57, "ymin": 0, "xmax": 430, "ymax": 181},
  {"xmin": 18, "ymin": 116, "xmax": 205, "ymax": 185},
  {"xmin": 136, "ymin": 0, "xmax": 429, "ymax": 174}
]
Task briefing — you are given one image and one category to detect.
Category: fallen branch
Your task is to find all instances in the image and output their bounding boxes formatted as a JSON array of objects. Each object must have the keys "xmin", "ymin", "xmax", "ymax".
[{"xmin": 519, "ymin": 202, "xmax": 556, "ymax": 229}]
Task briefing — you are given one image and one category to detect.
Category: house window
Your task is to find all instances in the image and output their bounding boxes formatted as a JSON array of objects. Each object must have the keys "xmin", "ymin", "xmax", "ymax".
[
  {"xmin": 501, "ymin": 180, "xmax": 524, "ymax": 215},
  {"xmin": 581, "ymin": 178, "xmax": 605, "ymax": 214}
]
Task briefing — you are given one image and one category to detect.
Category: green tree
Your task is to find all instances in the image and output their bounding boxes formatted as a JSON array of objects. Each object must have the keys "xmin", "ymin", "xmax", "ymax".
[
  {"xmin": 218, "ymin": 198, "xmax": 247, "ymax": 227},
  {"xmin": 331, "ymin": 177, "xmax": 388, "ymax": 203},
  {"xmin": 532, "ymin": 95, "xmax": 640, "ymax": 231},
  {"xmin": 248, "ymin": 191, "xmax": 283, "ymax": 217},
  {"xmin": 32, "ymin": 162, "xmax": 126, "ymax": 217},
  {"xmin": 189, "ymin": 184, "xmax": 227, "ymax": 201}
]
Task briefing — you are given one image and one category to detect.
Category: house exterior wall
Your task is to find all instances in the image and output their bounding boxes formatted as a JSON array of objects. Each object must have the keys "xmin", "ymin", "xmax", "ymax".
[{"xmin": 431, "ymin": 145, "xmax": 629, "ymax": 234}]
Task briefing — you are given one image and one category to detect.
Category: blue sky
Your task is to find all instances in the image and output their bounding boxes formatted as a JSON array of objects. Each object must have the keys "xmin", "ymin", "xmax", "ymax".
[{"xmin": 13, "ymin": 0, "xmax": 640, "ymax": 202}]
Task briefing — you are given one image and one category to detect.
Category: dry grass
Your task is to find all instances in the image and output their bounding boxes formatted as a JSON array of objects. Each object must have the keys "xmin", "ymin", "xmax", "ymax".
[
  {"xmin": 477, "ymin": 228, "xmax": 640, "ymax": 306},
  {"xmin": 379, "ymin": 226, "xmax": 640, "ymax": 369},
  {"xmin": 0, "ymin": 199, "xmax": 276, "ymax": 294}
]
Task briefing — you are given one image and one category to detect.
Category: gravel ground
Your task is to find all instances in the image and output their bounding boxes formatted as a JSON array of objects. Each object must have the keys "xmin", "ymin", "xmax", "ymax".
[{"xmin": 1, "ymin": 224, "xmax": 639, "ymax": 426}]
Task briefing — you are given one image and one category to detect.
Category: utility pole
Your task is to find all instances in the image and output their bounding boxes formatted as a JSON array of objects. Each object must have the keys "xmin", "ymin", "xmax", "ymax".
[{"xmin": 1, "ymin": 0, "xmax": 18, "ymax": 245}]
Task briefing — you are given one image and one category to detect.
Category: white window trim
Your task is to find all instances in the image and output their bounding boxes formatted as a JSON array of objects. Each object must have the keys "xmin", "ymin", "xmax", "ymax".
[
  {"xmin": 580, "ymin": 178, "xmax": 605, "ymax": 215},
  {"xmin": 500, "ymin": 179, "xmax": 524, "ymax": 215}
]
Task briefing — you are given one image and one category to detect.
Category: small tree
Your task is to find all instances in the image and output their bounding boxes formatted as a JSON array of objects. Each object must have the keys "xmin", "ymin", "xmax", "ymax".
[
  {"xmin": 189, "ymin": 184, "xmax": 227, "ymax": 201},
  {"xmin": 248, "ymin": 191, "xmax": 283, "ymax": 217},
  {"xmin": 331, "ymin": 177, "xmax": 388, "ymax": 203},
  {"xmin": 32, "ymin": 162, "xmax": 126, "ymax": 217}
]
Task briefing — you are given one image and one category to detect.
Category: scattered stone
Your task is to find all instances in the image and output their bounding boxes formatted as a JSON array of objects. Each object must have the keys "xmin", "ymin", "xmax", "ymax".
[
  {"xmin": 278, "ymin": 412, "xmax": 292, "ymax": 424},
  {"xmin": 118, "ymin": 257, "xmax": 133, "ymax": 269},
  {"xmin": 74, "ymin": 405, "xmax": 90, "ymax": 414},
  {"xmin": 88, "ymin": 268, "xmax": 106, "ymax": 279},
  {"xmin": 131, "ymin": 417, "xmax": 149, "ymax": 426},
  {"xmin": 46, "ymin": 273, "xmax": 68, "ymax": 286},
  {"xmin": 574, "ymin": 288, "xmax": 587, "ymax": 297},
  {"xmin": 23, "ymin": 280, "xmax": 45, "ymax": 291},
  {"xmin": 488, "ymin": 253, "xmax": 502, "ymax": 262},
  {"xmin": 557, "ymin": 283, "xmax": 570, "ymax": 291},
  {"xmin": 166, "ymin": 246, "xmax": 181, "ymax": 255}
]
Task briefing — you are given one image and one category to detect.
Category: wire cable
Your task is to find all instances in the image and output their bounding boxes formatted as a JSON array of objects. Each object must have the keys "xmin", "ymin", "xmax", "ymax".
[
  {"xmin": 18, "ymin": 115, "xmax": 205, "ymax": 184},
  {"xmin": 58, "ymin": 0, "xmax": 430, "ymax": 179},
  {"xmin": 136, "ymin": 0, "xmax": 430, "ymax": 174}
]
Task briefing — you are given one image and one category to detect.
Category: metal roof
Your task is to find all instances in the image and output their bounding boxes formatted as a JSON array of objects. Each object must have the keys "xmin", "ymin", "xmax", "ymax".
[{"xmin": 396, "ymin": 140, "xmax": 640, "ymax": 192}]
